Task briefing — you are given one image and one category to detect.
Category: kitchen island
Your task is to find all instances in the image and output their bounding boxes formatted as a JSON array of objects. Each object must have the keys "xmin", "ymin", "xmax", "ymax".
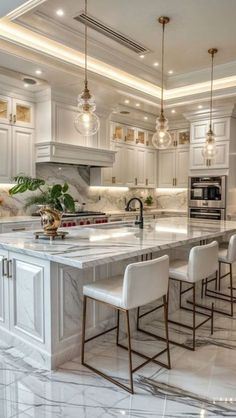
[{"xmin": 0, "ymin": 217, "xmax": 236, "ymax": 370}]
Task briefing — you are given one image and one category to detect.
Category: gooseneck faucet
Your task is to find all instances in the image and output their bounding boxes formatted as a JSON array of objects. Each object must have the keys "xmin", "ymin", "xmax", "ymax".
[{"xmin": 125, "ymin": 197, "xmax": 144, "ymax": 229}]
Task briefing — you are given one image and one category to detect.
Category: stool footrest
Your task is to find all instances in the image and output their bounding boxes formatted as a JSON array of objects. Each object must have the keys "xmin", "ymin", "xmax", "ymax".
[
  {"xmin": 117, "ymin": 342, "xmax": 169, "ymax": 372},
  {"xmin": 84, "ymin": 325, "xmax": 118, "ymax": 343}
]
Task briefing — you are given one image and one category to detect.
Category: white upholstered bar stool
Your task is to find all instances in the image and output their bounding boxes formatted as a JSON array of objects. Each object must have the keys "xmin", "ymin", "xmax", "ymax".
[
  {"xmin": 81, "ymin": 255, "xmax": 171, "ymax": 394},
  {"xmin": 204, "ymin": 234, "xmax": 236, "ymax": 317},
  {"xmin": 168, "ymin": 241, "xmax": 218, "ymax": 351}
]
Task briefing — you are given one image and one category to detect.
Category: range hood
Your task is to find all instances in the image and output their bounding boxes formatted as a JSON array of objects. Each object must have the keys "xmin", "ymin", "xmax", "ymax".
[{"xmin": 35, "ymin": 142, "xmax": 116, "ymax": 167}]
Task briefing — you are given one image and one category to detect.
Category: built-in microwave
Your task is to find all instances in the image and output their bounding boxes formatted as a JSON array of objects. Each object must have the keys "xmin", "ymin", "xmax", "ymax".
[{"xmin": 188, "ymin": 176, "xmax": 226, "ymax": 209}]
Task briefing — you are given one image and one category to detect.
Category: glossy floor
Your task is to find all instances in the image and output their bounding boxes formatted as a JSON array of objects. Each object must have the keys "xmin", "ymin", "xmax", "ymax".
[{"xmin": 1, "ymin": 291, "xmax": 236, "ymax": 417}]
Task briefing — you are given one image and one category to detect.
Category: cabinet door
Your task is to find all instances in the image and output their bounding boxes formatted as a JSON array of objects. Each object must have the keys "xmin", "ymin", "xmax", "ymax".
[
  {"xmin": 0, "ymin": 250, "xmax": 9, "ymax": 330},
  {"xmin": 190, "ymin": 141, "xmax": 229, "ymax": 170},
  {"xmin": 8, "ymin": 252, "xmax": 49, "ymax": 346},
  {"xmin": 12, "ymin": 99, "xmax": 34, "ymax": 128},
  {"xmin": 125, "ymin": 145, "xmax": 135, "ymax": 187},
  {"xmin": 136, "ymin": 148, "xmax": 146, "ymax": 187},
  {"xmin": 0, "ymin": 95, "xmax": 12, "ymax": 125},
  {"xmin": 0, "ymin": 124, "xmax": 12, "ymax": 182},
  {"xmin": 111, "ymin": 142, "xmax": 125, "ymax": 186},
  {"xmin": 12, "ymin": 127, "xmax": 35, "ymax": 177},
  {"xmin": 191, "ymin": 121, "xmax": 208, "ymax": 143},
  {"xmin": 176, "ymin": 148, "xmax": 189, "ymax": 187},
  {"xmin": 158, "ymin": 149, "xmax": 176, "ymax": 187},
  {"xmin": 145, "ymin": 149, "xmax": 157, "ymax": 188}
]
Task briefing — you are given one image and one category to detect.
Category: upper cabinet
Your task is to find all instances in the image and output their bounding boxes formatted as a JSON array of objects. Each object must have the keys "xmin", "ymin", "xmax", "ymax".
[
  {"xmin": 190, "ymin": 141, "xmax": 229, "ymax": 170},
  {"xmin": 0, "ymin": 96, "xmax": 34, "ymax": 128},
  {"xmin": 191, "ymin": 118, "xmax": 230, "ymax": 143},
  {"xmin": 0, "ymin": 94, "xmax": 35, "ymax": 182}
]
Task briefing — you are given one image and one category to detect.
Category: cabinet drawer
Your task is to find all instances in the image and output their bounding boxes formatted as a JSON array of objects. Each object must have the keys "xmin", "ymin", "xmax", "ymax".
[{"xmin": 2, "ymin": 222, "xmax": 41, "ymax": 233}]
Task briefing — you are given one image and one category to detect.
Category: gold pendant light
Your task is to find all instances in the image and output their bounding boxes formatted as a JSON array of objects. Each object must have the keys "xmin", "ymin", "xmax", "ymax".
[
  {"xmin": 152, "ymin": 16, "xmax": 172, "ymax": 149},
  {"xmin": 74, "ymin": 0, "xmax": 100, "ymax": 136},
  {"xmin": 202, "ymin": 48, "xmax": 218, "ymax": 159}
]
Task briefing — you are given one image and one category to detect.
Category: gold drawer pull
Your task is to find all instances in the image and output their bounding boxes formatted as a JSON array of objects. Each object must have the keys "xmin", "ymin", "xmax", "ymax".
[
  {"xmin": 12, "ymin": 227, "xmax": 26, "ymax": 232},
  {"xmin": 112, "ymin": 176, "xmax": 116, "ymax": 184}
]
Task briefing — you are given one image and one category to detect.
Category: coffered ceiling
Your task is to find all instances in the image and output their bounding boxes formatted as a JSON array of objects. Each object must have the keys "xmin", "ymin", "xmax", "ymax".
[{"xmin": 1, "ymin": 0, "xmax": 236, "ymax": 126}]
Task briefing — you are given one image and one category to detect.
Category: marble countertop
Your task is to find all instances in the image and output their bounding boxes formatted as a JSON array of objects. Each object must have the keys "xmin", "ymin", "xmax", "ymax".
[{"xmin": 0, "ymin": 217, "xmax": 235, "ymax": 269}]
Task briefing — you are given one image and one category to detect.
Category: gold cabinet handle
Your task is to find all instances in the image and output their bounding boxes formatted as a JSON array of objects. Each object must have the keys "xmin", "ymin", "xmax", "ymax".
[
  {"xmin": 12, "ymin": 227, "xmax": 26, "ymax": 232},
  {"xmin": 112, "ymin": 176, "xmax": 116, "ymax": 184},
  {"xmin": 1, "ymin": 257, "xmax": 7, "ymax": 277},
  {"xmin": 13, "ymin": 114, "xmax": 16, "ymax": 123},
  {"xmin": 145, "ymin": 178, "xmax": 148, "ymax": 186},
  {"xmin": 135, "ymin": 177, "xmax": 138, "ymax": 186},
  {"xmin": 9, "ymin": 113, "xmax": 12, "ymax": 123}
]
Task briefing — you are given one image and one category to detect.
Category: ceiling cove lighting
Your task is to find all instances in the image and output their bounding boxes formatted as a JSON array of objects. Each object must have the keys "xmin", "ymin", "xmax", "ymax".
[
  {"xmin": 152, "ymin": 17, "xmax": 172, "ymax": 150},
  {"xmin": 202, "ymin": 48, "xmax": 218, "ymax": 160},
  {"xmin": 74, "ymin": 0, "xmax": 100, "ymax": 137}
]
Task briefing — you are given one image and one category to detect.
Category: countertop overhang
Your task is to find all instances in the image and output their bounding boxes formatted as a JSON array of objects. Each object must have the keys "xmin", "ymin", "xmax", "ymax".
[{"xmin": 0, "ymin": 217, "xmax": 235, "ymax": 269}]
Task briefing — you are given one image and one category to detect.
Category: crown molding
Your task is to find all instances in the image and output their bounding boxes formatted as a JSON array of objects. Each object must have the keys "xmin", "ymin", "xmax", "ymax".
[
  {"xmin": 184, "ymin": 103, "xmax": 236, "ymax": 121},
  {"xmin": 7, "ymin": 0, "xmax": 46, "ymax": 20}
]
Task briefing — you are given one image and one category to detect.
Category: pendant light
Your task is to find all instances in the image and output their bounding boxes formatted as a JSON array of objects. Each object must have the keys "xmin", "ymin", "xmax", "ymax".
[
  {"xmin": 152, "ymin": 16, "xmax": 172, "ymax": 149},
  {"xmin": 202, "ymin": 48, "xmax": 218, "ymax": 159},
  {"xmin": 74, "ymin": 0, "xmax": 100, "ymax": 136}
]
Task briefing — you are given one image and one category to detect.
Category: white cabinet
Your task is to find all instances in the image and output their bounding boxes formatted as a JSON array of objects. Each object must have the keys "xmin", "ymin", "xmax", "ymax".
[
  {"xmin": 8, "ymin": 252, "xmax": 47, "ymax": 345},
  {"xmin": 191, "ymin": 118, "xmax": 230, "ymax": 143},
  {"xmin": 12, "ymin": 98, "xmax": 34, "ymax": 128},
  {"xmin": 145, "ymin": 149, "xmax": 157, "ymax": 188},
  {"xmin": 0, "ymin": 123, "xmax": 35, "ymax": 182},
  {"xmin": 12, "ymin": 127, "xmax": 35, "ymax": 178},
  {"xmin": 111, "ymin": 142, "xmax": 125, "ymax": 186},
  {"xmin": 1, "ymin": 221, "xmax": 41, "ymax": 234},
  {"xmin": 158, "ymin": 149, "xmax": 176, "ymax": 187},
  {"xmin": 158, "ymin": 147, "xmax": 189, "ymax": 188},
  {"xmin": 0, "ymin": 124, "xmax": 11, "ymax": 182},
  {"xmin": 0, "ymin": 95, "xmax": 12, "ymax": 125},
  {"xmin": 190, "ymin": 141, "xmax": 229, "ymax": 170},
  {"xmin": 136, "ymin": 147, "xmax": 146, "ymax": 187}
]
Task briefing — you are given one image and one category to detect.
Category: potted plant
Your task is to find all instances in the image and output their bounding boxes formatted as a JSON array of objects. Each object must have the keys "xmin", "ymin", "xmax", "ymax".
[
  {"xmin": 144, "ymin": 195, "xmax": 154, "ymax": 208},
  {"xmin": 9, "ymin": 176, "xmax": 75, "ymax": 236}
]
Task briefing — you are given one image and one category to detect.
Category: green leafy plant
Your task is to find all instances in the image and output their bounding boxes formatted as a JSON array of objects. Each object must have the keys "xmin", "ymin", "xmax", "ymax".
[
  {"xmin": 9, "ymin": 176, "xmax": 75, "ymax": 213},
  {"xmin": 144, "ymin": 195, "xmax": 154, "ymax": 206}
]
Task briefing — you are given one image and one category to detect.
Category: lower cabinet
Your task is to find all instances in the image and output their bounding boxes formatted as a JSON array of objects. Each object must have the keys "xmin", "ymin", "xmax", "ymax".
[
  {"xmin": 0, "ymin": 250, "xmax": 50, "ymax": 349},
  {"xmin": 190, "ymin": 141, "xmax": 229, "ymax": 170},
  {"xmin": 158, "ymin": 147, "xmax": 189, "ymax": 188}
]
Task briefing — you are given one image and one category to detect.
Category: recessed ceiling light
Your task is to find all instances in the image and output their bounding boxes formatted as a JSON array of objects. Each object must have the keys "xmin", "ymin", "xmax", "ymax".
[
  {"xmin": 24, "ymin": 83, "xmax": 29, "ymax": 88},
  {"xmin": 168, "ymin": 70, "xmax": 173, "ymax": 74},
  {"xmin": 35, "ymin": 69, "xmax": 42, "ymax": 75},
  {"xmin": 135, "ymin": 103, "xmax": 140, "ymax": 107},
  {"xmin": 198, "ymin": 105, "xmax": 203, "ymax": 109},
  {"xmin": 124, "ymin": 99, "xmax": 130, "ymax": 104},
  {"xmin": 144, "ymin": 116, "xmax": 148, "ymax": 120},
  {"xmin": 153, "ymin": 62, "xmax": 159, "ymax": 67},
  {"xmin": 171, "ymin": 109, "xmax": 176, "ymax": 113},
  {"xmin": 56, "ymin": 9, "xmax": 64, "ymax": 16},
  {"xmin": 139, "ymin": 55, "xmax": 145, "ymax": 59}
]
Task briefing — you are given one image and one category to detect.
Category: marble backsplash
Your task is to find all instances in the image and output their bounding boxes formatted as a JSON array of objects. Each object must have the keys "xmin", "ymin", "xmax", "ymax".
[{"xmin": 0, "ymin": 164, "xmax": 187, "ymax": 216}]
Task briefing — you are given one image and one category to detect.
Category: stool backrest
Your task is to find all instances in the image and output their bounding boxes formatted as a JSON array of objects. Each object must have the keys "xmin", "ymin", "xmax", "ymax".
[
  {"xmin": 188, "ymin": 240, "xmax": 218, "ymax": 282},
  {"xmin": 122, "ymin": 255, "xmax": 169, "ymax": 310},
  {"xmin": 227, "ymin": 234, "xmax": 236, "ymax": 263}
]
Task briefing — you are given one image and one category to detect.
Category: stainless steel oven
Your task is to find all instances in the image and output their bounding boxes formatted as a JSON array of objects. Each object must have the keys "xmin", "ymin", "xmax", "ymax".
[
  {"xmin": 188, "ymin": 176, "xmax": 226, "ymax": 220},
  {"xmin": 189, "ymin": 208, "xmax": 225, "ymax": 220}
]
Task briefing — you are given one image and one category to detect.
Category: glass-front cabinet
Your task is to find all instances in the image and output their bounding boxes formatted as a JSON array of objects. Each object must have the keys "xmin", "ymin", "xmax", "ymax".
[
  {"xmin": 0, "ymin": 96, "xmax": 11, "ymax": 124},
  {"xmin": 12, "ymin": 99, "xmax": 34, "ymax": 128}
]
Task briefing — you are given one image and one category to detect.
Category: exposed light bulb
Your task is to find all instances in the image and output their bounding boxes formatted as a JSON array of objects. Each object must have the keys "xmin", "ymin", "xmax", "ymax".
[
  {"xmin": 202, "ymin": 129, "xmax": 217, "ymax": 159},
  {"xmin": 152, "ymin": 114, "xmax": 172, "ymax": 149},
  {"xmin": 74, "ymin": 110, "xmax": 100, "ymax": 136}
]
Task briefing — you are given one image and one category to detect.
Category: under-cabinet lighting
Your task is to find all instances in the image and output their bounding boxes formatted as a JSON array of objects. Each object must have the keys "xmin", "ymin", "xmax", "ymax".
[
  {"xmin": 89, "ymin": 186, "xmax": 129, "ymax": 191},
  {"xmin": 0, "ymin": 183, "xmax": 16, "ymax": 188},
  {"xmin": 155, "ymin": 188, "xmax": 187, "ymax": 192}
]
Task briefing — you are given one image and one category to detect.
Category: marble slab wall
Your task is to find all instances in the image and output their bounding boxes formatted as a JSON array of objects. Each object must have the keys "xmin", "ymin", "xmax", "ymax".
[{"xmin": 0, "ymin": 164, "xmax": 187, "ymax": 216}]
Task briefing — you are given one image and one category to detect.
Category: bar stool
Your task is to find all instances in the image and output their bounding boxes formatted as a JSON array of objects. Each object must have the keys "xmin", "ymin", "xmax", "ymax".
[
  {"xmin": 81, "ymin": 255, "xmax": 171, "ymax": 394},
  {"xmin": 168, "ymin": 241, "xmax": 218, "ymax": 351},
  {"xmin": 204, "ymin": 234, "xmax": 236, "ymax": 317}
]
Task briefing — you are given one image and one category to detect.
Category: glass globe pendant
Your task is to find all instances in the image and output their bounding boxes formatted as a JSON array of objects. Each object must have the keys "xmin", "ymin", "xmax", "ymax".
[
  {"xmin": 152, "ymin": 16, "xmax": 172, "ymax": 150},
  {"xmin": 202, "ymin": 48, "xmax": 218, "ymax": 160},
  {"xmin": 74, "ymin": 0, "xmax": 100, "ymax": 137},
  {"xmin": 74, "ymin": 84, "xmax": 100, "ymax": 136}
]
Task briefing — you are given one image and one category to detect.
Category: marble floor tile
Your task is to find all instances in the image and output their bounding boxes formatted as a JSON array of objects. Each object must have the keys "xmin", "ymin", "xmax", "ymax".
[{"xmin": 2, "ymin": 290, "xmax": 236, "ymax": 417}]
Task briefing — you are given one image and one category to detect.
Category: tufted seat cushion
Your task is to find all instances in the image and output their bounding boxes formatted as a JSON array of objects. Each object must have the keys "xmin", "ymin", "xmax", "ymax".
[{"xmin": 83, "ymin": 276, "xmax": 124, "ymax": 308}]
